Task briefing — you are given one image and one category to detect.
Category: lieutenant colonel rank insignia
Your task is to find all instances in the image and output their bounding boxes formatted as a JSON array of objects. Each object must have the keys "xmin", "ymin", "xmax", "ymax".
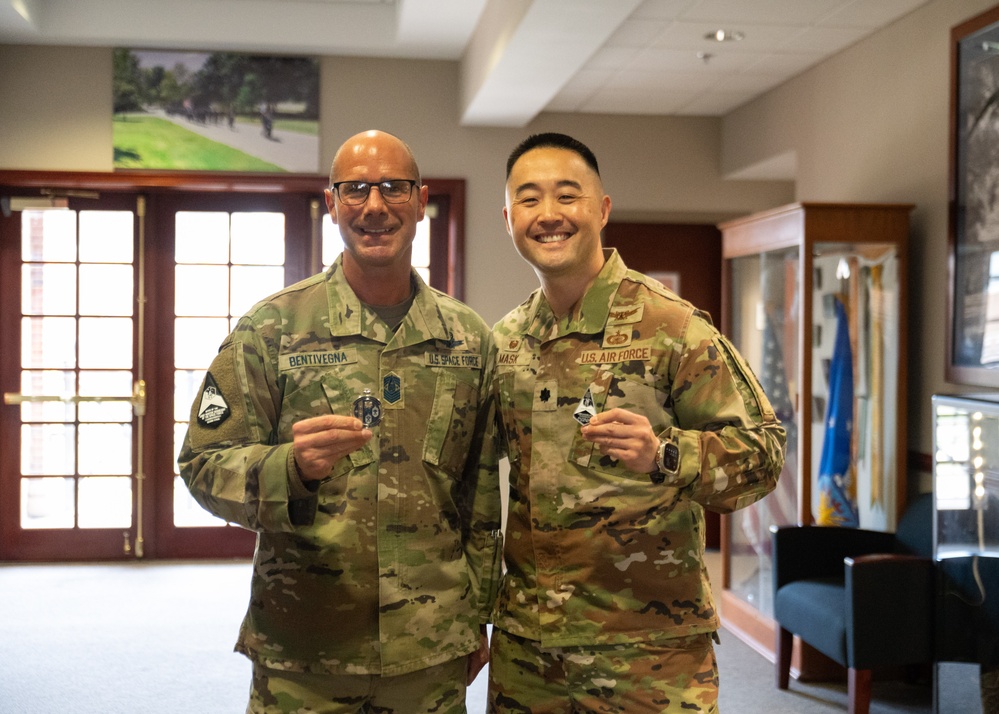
[{"xmin": 197, "ymin": 372, "xmax": 231, "ymax": 428}]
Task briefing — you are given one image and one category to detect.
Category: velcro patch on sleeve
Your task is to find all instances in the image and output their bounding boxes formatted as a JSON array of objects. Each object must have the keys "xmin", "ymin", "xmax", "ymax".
[{"xmin": 189, "ymin": 342, "xmax": 253, "ymax": 451}]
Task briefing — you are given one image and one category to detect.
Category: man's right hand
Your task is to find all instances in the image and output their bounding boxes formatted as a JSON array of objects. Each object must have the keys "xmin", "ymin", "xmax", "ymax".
[{"xmin": 292, "ymin": 414, "xmax": 373, "ymax": 481}]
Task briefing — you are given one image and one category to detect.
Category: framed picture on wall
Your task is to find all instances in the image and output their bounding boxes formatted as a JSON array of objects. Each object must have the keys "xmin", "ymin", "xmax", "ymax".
[
  {"xmin": 948, "ymin": 6, "xmax": 999, "ymax": 386},
  {"xmin": 112, "ymin": 49, "xmax": 320, "ymax": 174}
]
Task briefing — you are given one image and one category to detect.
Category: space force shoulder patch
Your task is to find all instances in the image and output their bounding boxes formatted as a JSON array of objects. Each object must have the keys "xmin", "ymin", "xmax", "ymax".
[{"xmin": 197, "ymin": 372, "xmax": 231, "ymax": 428}]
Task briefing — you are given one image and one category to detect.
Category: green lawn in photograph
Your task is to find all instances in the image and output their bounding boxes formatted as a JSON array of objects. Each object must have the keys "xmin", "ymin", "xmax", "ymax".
[{"xmin": 113, "ymin": 115, "xmax": 285, "ymax": 171}]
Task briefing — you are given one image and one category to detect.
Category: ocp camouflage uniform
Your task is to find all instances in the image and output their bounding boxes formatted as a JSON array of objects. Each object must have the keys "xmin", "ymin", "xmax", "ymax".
[
  {"xmin": 178, "ymin": 256, "xmax": 503, "ymax": 688},
  {"xmin": 489, "ymin": 249, "xmax": 786, "ymax": 713}
]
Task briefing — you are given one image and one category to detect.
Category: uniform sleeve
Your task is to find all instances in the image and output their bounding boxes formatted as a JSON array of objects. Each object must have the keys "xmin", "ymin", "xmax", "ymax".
[
  {"xmin": 177, "ymin": 318, "xmax": 315, "ymax": 533},
  {"xmin": 452, "ymin": 329, "xmax": 504, "ymax": 623},
  {"xmin": 666, "ymin": 314, "xmax": 787, "ymax": 514}
]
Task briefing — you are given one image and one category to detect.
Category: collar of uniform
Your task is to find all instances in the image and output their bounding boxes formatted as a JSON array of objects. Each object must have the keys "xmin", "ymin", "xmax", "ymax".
[
  {"xmin": 324, "ymin": 255, "xmax": 450, "ymax": 344},
  {"xmin": 524, "ymin": 248, "xmax": 628, "ymax": 342}
]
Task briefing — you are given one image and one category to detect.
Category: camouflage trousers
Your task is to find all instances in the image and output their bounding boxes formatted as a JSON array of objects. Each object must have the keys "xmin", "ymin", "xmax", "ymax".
[
  {"xmin": 247, "ymin": 657, "xmax": 469, "ymax": 714},
  {"xmin": 486, "ymin": 629, "xmax": 719, "ymax": 714}
]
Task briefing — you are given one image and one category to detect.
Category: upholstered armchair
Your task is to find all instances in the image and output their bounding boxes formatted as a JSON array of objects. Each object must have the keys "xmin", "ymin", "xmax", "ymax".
[{"xmin": 771, "ymin": 494, "xmax": 934, "ymax": 714}]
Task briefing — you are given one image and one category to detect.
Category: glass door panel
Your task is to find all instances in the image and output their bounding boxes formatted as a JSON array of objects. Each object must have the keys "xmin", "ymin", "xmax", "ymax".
[
  {"xmin": 725, "ymin": 246, "xmax": 801, "ymax": 618},
  {"xmin": 5, "ymin": 199, "xmax": 139, "ymax": 558},
  {"xmin": 172, "ymin": 209, "xmax": 286, "ymax": 529}
]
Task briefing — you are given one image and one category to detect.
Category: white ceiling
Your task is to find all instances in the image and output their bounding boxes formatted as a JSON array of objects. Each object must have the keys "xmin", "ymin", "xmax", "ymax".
[{"xmin": 1, "ymin": 0, "xmax": 931, "ymax": 127}]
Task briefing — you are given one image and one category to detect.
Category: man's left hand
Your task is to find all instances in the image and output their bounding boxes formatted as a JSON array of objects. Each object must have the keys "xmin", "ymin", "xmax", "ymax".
[{"xmin": 580, "ymin": 407, "xmax": 658, "ymax": 473}]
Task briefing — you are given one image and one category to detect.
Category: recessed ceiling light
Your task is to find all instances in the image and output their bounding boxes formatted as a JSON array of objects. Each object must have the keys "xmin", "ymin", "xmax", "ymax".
[{"xmin": 706, "ymin": 29, "xmax": 745, "ymax": 42}]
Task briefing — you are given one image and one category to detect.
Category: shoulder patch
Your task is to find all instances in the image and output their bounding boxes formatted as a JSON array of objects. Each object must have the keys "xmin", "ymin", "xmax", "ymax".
[{"xmin": 197, "ymin": 372, "xmax": 230, "ymax": 428}]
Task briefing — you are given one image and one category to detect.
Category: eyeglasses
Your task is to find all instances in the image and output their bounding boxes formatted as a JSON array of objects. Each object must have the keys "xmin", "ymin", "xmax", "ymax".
[{"xmin": 331, "ymin": 179, "xmax": 419, "ymax": 205}]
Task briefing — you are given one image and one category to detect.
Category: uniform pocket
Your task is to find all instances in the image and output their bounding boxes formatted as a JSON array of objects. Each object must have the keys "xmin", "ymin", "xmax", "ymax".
[
  {"xmin": 422, "ymin": 371, "xmax": 480, "ymax": 478},
  {"xmin": 569, "ymin": 370, "xmax": 671, "ymax": 481},
  {"xmin": 496, "ymin": 371, "xmax": 522, "ymax": 464}
]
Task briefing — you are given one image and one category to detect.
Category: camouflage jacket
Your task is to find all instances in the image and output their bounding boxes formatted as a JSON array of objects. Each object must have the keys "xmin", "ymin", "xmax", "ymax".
[
  {"xmin": 492, "ymin": 249, "xmax": 785, "ymax": 647},
  {"xmin": 178, "ymin": 256, "xmax": 503, "ymax": 676}
]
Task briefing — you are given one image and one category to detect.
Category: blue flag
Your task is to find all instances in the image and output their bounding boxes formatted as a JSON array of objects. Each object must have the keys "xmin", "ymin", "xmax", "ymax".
[{"xmin": 817, "ymin": 298, "xmax": 859, "ymax": 527}]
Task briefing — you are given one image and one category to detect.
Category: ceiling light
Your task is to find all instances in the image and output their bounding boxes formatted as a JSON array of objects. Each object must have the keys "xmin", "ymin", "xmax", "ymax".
[{"xmin": 706, "ymin": 29, "xmax": 744, "ymax": 42}]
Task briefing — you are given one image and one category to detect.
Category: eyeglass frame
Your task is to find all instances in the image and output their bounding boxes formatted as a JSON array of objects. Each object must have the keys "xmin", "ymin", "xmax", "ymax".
[{"xmin": 330, "ymin": 179, "xmax": 420, "ymax": 205}]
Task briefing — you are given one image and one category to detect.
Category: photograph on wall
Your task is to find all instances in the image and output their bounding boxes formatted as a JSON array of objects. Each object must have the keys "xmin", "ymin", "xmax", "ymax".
[
  {"xmin": 112, "ymin": 49, "xmax": 319, "ymax": 173},
  {"xmin": 952, "ymin": 17, "xmax": 999, "ymax": 376}
]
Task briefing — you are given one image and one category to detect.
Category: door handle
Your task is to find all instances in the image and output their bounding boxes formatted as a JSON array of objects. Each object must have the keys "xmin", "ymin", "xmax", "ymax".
[{"xmin": 4, "ymin": 379, "xmax": 147, "ymax": 416}]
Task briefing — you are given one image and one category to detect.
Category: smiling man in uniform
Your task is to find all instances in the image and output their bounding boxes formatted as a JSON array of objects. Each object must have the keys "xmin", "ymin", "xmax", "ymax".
[
  {"xmin": 179, "ymin": 130, "xmax": 502, "ymax": 714},
  {"xmin": 487, "ymin": 132, "xmax": 786, "ymax": 713}
]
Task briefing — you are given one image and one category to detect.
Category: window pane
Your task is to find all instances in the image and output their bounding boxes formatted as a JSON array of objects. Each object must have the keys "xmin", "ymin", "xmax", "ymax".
[
  {"xmin": 79, "ymin": 211, "xmax": 133, "ymax": 263},
  {"xmin": 175, "ymin": 265, "xmax": 230, "ymax": 316},
  {"xmin": 321, "ymin": 214, "xmax": 343, "ymax": 269},
  {"xmin": 175, "ymin": 317, "xmax": 229, "ymax": 369},
  {"xmin": 21, "ymin": 477, "xmax": 75, "ymax": 529},
  {"xmin": 19, "ymin": 370, "xmax": 76, "ymax": 423},
  {"xmin": 231, "ymin": 266, "xmax": 283, "ymax": 317},
  {"xmin": 176, "ymin": 212, "xmax": 230, "ymax": 264},
  {"xmin": 413, "ymin": 217, "xmax": 430, "ymax": 268},
  {"xmin": 79, "ymin": 370, "xmax": 133, "ymax": 423},
  {"xmin": 21, "ymin": 317, "xmax": 76, "ymax": 368},
  {"xmin": 174, "ymin": 475, "xmax": 226, "ymax": 527},
  {"xmin": 79, "ymin": 264, "xmax": 134, "ymax": 316},
  {"xmin": 175, "ymin": 370, "xmax": 206, "ymax": 423},
  {"xmin": 21, "ymin": 264, "xmax": 76, "ymax": 315},
  {"xmin": 78, "ymin": 424, "xmax": 132, "ymax": 475},
  {"xmin": 21, "ymin": 424, "xmax": 75, "ymax": 475},
  {"xmin": 21, "ymin": 211, "xmax": 76, "ymax": 262},
  {"xmin": 78, "ymin": 477, "xmax": 132, "ymax": 528},
  {"xmin": 231, "ymin": 212, "xmax": 285, "ymax": 265},
  {"xmin": 79, "ymin": 317, "xmax": 132, "ymax": 369},
  {"xmin": 174, "ymin": 422, "xmax": 188, "ymax": 474}
]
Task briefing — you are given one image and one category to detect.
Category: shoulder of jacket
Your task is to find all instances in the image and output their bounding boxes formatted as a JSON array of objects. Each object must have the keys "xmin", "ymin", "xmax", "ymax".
[{"xmin": 621, "ymin": 271, "xmax": 715, "ymax": 326}]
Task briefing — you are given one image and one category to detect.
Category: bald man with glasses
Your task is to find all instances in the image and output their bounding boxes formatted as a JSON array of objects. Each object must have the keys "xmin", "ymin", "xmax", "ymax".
[{"xmin": 179, "ymin": 130, "xmax": 502, "ymax": 714}]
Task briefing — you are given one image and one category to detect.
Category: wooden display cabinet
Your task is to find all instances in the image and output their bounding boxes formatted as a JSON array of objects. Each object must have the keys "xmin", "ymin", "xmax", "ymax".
[{"xmin": 717, "ymin": 203, "xmax": 913, "ymax": 672}]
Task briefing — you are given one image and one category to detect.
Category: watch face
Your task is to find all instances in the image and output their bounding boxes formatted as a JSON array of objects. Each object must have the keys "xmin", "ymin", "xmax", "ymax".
[{"xmin": 662, "ymin": 443, "xmax": 680, "ymax": 473}]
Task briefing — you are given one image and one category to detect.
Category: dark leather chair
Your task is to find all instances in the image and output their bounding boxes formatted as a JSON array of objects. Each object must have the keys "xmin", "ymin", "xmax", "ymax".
[{"xmin": 771, "ymin": 493, "xmax": 934, "ymax": 714}]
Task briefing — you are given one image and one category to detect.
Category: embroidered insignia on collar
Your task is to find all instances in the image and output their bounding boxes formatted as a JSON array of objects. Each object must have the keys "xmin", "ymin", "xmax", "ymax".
[
  {"xmin": 440, "ymin": 334, "xmax": 465, "ymax": 349},
  {"xmin": 197, "ymin": 373, "xmax": 230, "ymax": 428},
  {"xmin": 610, "ymin": 306, "xmax": 640, "ymax": 321}
]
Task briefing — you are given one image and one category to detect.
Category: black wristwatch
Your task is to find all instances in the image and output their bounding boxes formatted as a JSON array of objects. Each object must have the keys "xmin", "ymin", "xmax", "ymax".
[{"xmin": 650, "ymin": 436, "xmax": 680, "ymax": 484}]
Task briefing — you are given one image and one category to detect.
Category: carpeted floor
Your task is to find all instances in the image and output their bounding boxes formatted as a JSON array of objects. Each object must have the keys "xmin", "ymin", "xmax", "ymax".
[{"xmin": 0, "ymin": 557, "xmax": 979, "ymax": 713}]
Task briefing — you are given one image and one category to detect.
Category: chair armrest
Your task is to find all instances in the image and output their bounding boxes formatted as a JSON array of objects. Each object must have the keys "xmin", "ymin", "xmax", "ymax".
[
  {"xmin": 772, "ymin": 525, "xmax": 897, "ymax": 589},
  {"xmin": 845, "ymin": 554, "xmax": 935, "ymax": 667}
]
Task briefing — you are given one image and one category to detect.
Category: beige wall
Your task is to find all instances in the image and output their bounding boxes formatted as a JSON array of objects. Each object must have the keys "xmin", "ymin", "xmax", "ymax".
[
  {"xmin": 0, "ymin": 45, "xmax": 793, "ymax": 329},
  {"xmin": 722, "ymin": 0, "xmax": 997, "ymax": 468}
]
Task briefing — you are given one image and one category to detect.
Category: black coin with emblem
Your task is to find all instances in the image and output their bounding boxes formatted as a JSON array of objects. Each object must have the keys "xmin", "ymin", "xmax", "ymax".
[{"xmin": 353, "ymin": 388, "xmax": 382, "ymax": 427}]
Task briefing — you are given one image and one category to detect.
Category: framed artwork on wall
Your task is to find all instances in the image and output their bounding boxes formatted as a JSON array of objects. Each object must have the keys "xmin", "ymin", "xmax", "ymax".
[
  {"xmin": 112, "ymin": 49, "xmax": 320, "ymax": 174},
  {"xmin": 949, "ymin": 5, "xmax": 999, "ymax": 386}
]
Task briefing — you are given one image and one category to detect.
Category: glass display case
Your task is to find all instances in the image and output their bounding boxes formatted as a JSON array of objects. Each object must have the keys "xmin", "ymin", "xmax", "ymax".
[
  {"xmin": 931, "ymin": 393, "xmax": 999, "ymax": 712},
  {"xmin": 718, "ymin": 202, "xmax": 912, "ymax": 660},
  {"xmin": 933, "ymin": 394, "xmax": 999, "ymax": 559}
]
